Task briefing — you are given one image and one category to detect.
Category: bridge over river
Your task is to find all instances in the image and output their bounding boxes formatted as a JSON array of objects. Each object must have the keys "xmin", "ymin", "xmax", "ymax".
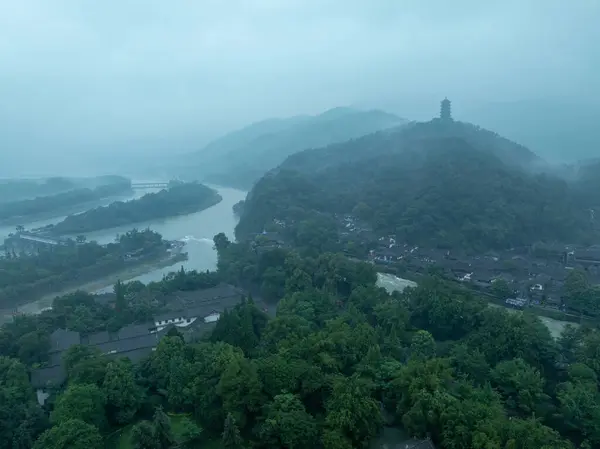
[{"xmin": 131, "ymin": 181, "xmax": 170, "ymax": 189}]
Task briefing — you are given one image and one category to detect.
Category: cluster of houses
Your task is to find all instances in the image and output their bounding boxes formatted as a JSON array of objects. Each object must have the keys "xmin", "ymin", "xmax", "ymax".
[
  {"xmin": 367, "ymin": 233, "xmax": 600, "ymax": 310},
  {"xmin": 31, "ymin": 283, "xmax": 245, "ymax": 404},
  {"xmin": 325, "ymin": 213, "xmax": 600, "ymax": 311}
]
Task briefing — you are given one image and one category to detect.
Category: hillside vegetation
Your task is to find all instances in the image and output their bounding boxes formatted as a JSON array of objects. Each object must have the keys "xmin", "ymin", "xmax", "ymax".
[
  {"xmin": 51, "ymin": 182, "xmax": 222, "ymax": 234},
  {"xmin": 237, "ymin": 119, "xmax": 597, "ymax": 250},
  {"xmin": 181, "ymin": 107, "xmax": 405, "ymax": 189}
]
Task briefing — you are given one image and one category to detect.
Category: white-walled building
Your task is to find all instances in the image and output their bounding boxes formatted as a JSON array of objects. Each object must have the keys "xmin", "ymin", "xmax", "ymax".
[{"xmin": 153, "ymin": 309, "xmax": 223, "ymax": 332}]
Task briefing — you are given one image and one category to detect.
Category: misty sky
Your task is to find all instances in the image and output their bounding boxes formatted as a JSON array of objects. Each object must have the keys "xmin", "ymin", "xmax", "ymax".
[{"xmin": 1, "ymin": 0, "xmax": 598, "ymax": 175}]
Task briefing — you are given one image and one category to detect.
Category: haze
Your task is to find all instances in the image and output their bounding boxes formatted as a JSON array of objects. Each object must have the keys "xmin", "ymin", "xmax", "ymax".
[{"xmin": 1, "ymin": 0, "xmax": 598, "ymax": 176}]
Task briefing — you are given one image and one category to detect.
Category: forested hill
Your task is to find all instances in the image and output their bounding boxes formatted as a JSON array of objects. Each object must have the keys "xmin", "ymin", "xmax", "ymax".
[
  {"xmin": 181, "ymin": 107, "xmax": 405, "ymax": 189},
  {"xmin": 278, "ymin": 118, "xmax": 541, "ymax": 175},
  {"xmin": 237, "ymin": 121, "xmax": 597, "ymax": 251}
]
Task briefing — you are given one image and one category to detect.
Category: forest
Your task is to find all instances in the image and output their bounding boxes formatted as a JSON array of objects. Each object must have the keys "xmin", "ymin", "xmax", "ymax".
[
  {"xmin": 0, "ymin": 234, "xmax": 599, "ymax": 449},
  {"xmin": 237, "ymin": 120, "xmax": 599, "ymax": 251},
  {"xmin": 0, "ymin": 229, "xmax": 168, "ymax": 309},
  {"xmin": 51, "ymin": 182, "xmax": 222, "ymax": 235},
  {"xmin": 0, "ymin": 181, "xmax": 133, "ymax": 222}
]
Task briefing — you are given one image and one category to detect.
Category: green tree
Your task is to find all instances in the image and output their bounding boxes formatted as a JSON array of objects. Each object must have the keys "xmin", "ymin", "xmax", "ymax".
[
  {"xmin": 556, "ymin": 381, "xmax": 600, "ymax": 445},
  {"xmin": 351, "ymin": 202, "xmax": 372, "ymax": 220},
  {"xmin": 103, "ymin": 360, "xmax": 143, "ymax": 424},
  {"xmin": 62, "ymin": 345, "xmax": 106, "ymax": 385},
  {"xmin": 153, "ymin": 407, "xmax": 175, "ymax": 449},
  {"xmin": 177, "ymin": 417, "xmax": 203, "ymax": 448},
  {"xmin": 491, "ymin": 278, "xmax": 513, "ymax": 299},
  {"xmin": 213, "ymin": 233, "xmax": 231, "ymax": 252},
  {"xmin": 147, "ymin": 336, "xmax": 185, "ymax": 389},
  {"xmin": 16, "ymin": 330, "xmax": 50, "ymax": 366},
  {"xmin": 564, "ymin": 269, "xmax": 590, "ymax": 316},
  {"xmin": 450, "ymin": 343, "xmax": 490, "ymax": 386},
  {"xmin": 325, "ymin": 375, "xmax": 383, "ymax": 447},
  {"xmin": 410, "ymin": 330, "xmax": 436, "ymax": 360},
  {"xmin": 50, "ymin": 384, "xmax": 106, "ymax": 431},
  {"xmin": 322, "ymin": 429, "xmax": 353, "ymax": 449},
  {"xmin": 131, "ymin": 421, "xmax": 159, "ymax": 449},
  {"xmin": 0, "ymin": 357, "xmax": 47, "ymax": 449},
  {"xmin": 222, "ymin": 413, "xmax": 244, "ymax": 449},
  {"xmin": 491, "ymin": 358, "xmax": 548, "ymax": 417},
  {"xmin": 217, "ymin": 357, "xmax": 264, "ymax": 429},
  {"xmin": 114, "ymin": 279, "xmax": 127, "ymax": 313},
  {"xmin": 504, "ymin": 417, "xmax": 574, "ymax": 449},
  {"xmin": 256, "ymin": 393, "xmax": 318, "ymax": 449},
  {"xmin": 33, "ymin": 419, "xmax": 102, "ymax": 449}
]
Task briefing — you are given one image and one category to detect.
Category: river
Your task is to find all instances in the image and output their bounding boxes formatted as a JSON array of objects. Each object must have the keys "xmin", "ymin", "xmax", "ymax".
[
  {"xmin": 0, "ymin": 188, "xmax": 152, "ymax": 240},
  {"xmin": 1, "ymin": 184, "xmax": 246, "ymax": 317}
]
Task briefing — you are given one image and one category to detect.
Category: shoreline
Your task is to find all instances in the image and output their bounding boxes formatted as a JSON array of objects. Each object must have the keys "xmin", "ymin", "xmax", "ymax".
[{"xmin": 0, "ymin": 252, "xmax": 187, "ymax": 321}]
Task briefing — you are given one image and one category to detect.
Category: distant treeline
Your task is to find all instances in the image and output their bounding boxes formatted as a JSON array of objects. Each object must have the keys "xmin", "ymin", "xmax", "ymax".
[
  {"xmin": 0, "ymin": 181, "xmax": 133, "ymax": 221},
  {"xmin": 0, "ymin": 175, "xmax": 131, "ymax": 204},
  {"xmin": 51, "ymin": 182, "xmax": 222, "ymax": 235},
  {"xmin": 0, "ymin": 177, "xmax": 77, "ymax": 203}
]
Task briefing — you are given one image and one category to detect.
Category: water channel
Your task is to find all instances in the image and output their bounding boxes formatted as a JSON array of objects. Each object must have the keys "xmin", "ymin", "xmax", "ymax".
[{"xmin": 1, "ymin": 184, "xmax": 247, "ymax": 317}]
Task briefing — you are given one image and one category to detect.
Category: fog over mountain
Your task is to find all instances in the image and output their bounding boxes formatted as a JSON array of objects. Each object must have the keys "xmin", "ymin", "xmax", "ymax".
[{"xmin": 0, "ymin": 0, "xmax": 598, "ymax": 176}]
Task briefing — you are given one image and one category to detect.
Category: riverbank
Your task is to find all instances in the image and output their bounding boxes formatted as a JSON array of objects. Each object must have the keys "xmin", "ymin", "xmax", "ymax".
[{"xmin": 0, "ymin": 251, "xmax": 188, "ymax": 322}]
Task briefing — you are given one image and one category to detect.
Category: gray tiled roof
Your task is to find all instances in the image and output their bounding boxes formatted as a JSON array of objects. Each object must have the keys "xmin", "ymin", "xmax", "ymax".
[
  {"xmin": 118, "ymin": 323, "xmax": 154, "ymax": 340},
  {"xmin": 31, "ymin": 364, "xmax": 67, "ymax": 389},
  {"xmin": 94, "ymin": 333, "xmax": 159, "ymax": 355},
  {"xmin": 87, "ymin": 331, "xmax": 110, "ymax": 345},
  {"xmin": 49, "ymin": 329, "xmax": 80, "ymax": 352},
  {"xmin": 109, "ymin": 346, "xmax": 155, "ymax": 363},
  {"xmin": 155, "ymin": 284, "xmax": 243, "ymax": 323}
]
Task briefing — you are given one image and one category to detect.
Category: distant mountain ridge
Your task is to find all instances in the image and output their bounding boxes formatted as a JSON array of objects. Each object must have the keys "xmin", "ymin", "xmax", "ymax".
[{"xmin": 180, "ymin": 107, "xmax": 406, "ymax": 189}]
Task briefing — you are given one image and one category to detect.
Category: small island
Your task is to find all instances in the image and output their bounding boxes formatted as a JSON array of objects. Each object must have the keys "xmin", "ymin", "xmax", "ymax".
[
  {"xmin": 1, "ymin": 228, "xmax": 186, "ymax": 309},
  {"xmin": 49, "ymin": 181, "xmax": 222, "ymax": 235},
  {"xmin": 0, "ymin": 178, "xmax": 133, "ymax": 224}
]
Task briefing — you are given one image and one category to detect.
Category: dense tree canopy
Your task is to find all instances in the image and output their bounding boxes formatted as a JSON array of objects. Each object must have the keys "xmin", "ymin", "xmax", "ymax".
[{"xmin": 2, "ymin": 231, "xmax": 600, "ymax": 449}]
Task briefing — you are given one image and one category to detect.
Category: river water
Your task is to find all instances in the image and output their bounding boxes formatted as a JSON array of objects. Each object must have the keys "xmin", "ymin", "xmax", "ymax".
[{"xmin": 1, "ymin": 184, "xmax": 246, "ymax": 316}]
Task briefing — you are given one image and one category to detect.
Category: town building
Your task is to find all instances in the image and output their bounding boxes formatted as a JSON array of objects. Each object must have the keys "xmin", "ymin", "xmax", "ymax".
[{"xmin": 30, "ymin": 283, "xmax": 244, "ymax": 404}]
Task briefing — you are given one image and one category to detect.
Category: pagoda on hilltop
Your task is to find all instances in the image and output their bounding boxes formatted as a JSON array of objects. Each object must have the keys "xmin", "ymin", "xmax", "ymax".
[{"xmin": 440, "ymin": 97, "xmax": 452, "ymax": 121}]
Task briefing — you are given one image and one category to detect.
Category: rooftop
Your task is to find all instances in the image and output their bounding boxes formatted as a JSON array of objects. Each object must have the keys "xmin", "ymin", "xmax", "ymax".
[
  {"xmin": 30, "ymin": 364, "xmax": 67, "ymax": 389},
  {"xmin": 49, "ymin": 328, "xmax": 80, "ymax": 353}
]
